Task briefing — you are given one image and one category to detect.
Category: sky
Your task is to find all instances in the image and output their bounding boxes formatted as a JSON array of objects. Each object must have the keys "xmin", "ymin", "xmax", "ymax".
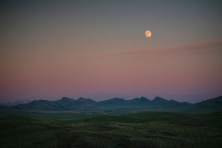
[{"xmin": 0, "ymin": 0, "xmax": 222, "ymax": 103}]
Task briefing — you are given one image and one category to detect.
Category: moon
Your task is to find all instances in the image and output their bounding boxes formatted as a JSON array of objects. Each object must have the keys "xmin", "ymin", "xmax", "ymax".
[{"xmin": 145, "ymin": 30, "xmax": 152, "ymax": 37}]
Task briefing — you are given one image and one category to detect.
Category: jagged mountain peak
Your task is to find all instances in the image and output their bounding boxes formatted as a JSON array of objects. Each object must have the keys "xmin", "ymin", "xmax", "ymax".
[
  {"xmin": 152, "ymin": 96, "xmax": 168, "ymax": 102},
  {"xmin": 77, "ymin": 97, "xmax": 96, "ymax": 103},
  {"xmin": 77, "ymin": 97, "xmax": 92, "ymax": 101},
  {"xmin": 77, "ymin": 97, "xmax": 87, "ymax": 101},
  {"xmin": 115, "ymin": 98, "xmax": 124, "ymax": 100},
  {"xmin": 61, "ymin": 97, "xmax": 74, "ymax": 101},
  {"xmin": 135, "ymin": 96, "xmax": 147, "ymax": 99},
  {"xmin": 139, "ymin": 96, "xmax": 148, "ymax": 100},
  {"xmin": 133, "ymin": 96, "xmax": 150, "ymax": 101}
]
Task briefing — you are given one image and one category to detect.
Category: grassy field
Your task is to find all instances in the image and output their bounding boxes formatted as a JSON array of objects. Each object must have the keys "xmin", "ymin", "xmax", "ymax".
[{"xmin": 0, "ymin": 111, "xmax": 222, "ymax": 148}]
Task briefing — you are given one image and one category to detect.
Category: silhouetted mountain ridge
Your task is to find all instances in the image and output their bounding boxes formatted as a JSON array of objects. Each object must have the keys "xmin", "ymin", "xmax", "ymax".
[
  {"xmin": 187, "ymin": 96, "xmax": 222, "ymax": 112},
  {"xmin": 153, "ymin": 96, "xmax": 168, "ymax": 102},
  {"xmin": 132, "ymin": 97, "xmax": 150, "ymax": 102},
  {"xmin": 12, "ymin": 96, "xmax": 222, "ymax": 112},
  {"xmin": 0, "ymin": 100, "xmax": 31, "ymax": 107}
]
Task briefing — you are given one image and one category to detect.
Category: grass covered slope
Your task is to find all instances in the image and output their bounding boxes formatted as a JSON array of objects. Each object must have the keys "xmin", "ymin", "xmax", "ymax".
[
  {"xmin": 1, "ymin": 111, "xmax": 222, "ymax": 148},
  {"xmin": 0, "ymin": 116, "xmax": 57, "ymax": 148}
]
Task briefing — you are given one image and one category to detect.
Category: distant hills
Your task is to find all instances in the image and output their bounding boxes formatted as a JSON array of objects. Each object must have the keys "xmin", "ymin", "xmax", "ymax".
[
  {"xmin": 13, "ymin": 97, "xmax": 96, "ymax": 111},
  {"xmin": 95, "ymin": 96, "xmax": 191, "ymax": 110},
  {"xmin": 0, "ymin": 100, "xmax": 30, "ymax": 107},
  {"xmin": 186, "ymin": 96, "xmax": 222, "ymax": 112},
  {"xmin": 5, "ymin": 96, "xmax": 220, "ymax": 112}
]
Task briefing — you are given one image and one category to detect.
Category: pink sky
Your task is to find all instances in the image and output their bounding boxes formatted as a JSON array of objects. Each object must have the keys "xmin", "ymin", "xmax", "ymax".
[
  {"xmin": 0, "ymin": 1, "xmax": 221, "ymax": 103},
  {"xmin": 1, "ymin": 39, "xmax": 222, "ymax": 103}
]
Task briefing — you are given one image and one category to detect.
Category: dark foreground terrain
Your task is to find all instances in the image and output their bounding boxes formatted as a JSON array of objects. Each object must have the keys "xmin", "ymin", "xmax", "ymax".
[{"xmin": 0, "ymin": 111, "xmax": 222, "ymax": 148}]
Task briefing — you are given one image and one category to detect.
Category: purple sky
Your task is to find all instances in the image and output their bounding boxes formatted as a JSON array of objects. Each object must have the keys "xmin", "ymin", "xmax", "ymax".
[{"xmin": 0, "ymin": 0, "xmax": 222, "ymax": 103}]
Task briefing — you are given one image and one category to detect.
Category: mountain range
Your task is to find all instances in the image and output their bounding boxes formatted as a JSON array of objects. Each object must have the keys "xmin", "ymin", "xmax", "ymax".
[
  {"xmin": 0, "ymin": 100, "xmax": 31, "ymax": 107},
  {"xmin": 8, "ymin": 96, "xmax": 222, "ymax": 112}
]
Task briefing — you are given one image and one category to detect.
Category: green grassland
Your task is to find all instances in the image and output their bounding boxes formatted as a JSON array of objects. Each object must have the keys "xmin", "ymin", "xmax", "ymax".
[{"xmin": 0, "ymin": 111, "xmax": 222, "ymax": 148}]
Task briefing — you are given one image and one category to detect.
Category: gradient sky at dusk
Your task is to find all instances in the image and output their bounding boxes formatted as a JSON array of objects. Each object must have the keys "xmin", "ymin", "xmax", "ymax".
[{"xmin": 1, "ymin": 0, "xmax": 222, "ymax": 103}]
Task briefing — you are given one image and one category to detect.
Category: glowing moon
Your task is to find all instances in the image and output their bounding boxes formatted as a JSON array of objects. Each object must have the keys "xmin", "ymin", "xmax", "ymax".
[{"xmin": 145, "ymin": 30, "xmax": 152, "ymax": 37}]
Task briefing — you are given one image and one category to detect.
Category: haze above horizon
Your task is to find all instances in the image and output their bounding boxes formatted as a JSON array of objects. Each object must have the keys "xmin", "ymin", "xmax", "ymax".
[{"xmin": 0, "ymin": 0, "xmax": 222, "ymax": 103}]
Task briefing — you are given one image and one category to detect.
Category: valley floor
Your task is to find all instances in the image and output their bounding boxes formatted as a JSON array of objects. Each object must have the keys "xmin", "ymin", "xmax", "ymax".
[{"xmin": 0, "ymin": 111, "xmax": 222, "ymax": 148}]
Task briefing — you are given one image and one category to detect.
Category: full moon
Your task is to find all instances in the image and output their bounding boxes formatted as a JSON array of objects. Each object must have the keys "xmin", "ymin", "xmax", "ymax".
[{"xmin": 145, "ymin": 30, "xmax": 152, "ymax": 37}]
